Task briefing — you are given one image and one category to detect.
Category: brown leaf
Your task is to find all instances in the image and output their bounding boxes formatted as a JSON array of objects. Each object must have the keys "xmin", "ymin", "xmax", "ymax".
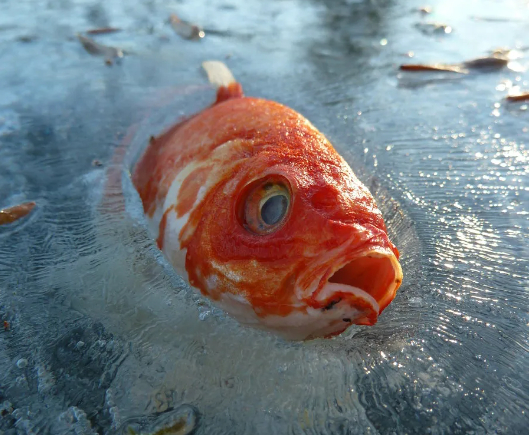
[
  {"xmin": 86, "ymin": 27, "xmax": 121, "ymax": 35},
  {"xmin": 400, "ymin": 54, "xmax": 511, "ymax": 75},
  {"xmin": 400, "ymin": 64, "xmax": 467, "ymax": 74},
  {"xmin": 505, "ymin": 93, "xmax": 529, "ymax": 102},
  {"xmin": 462, "ymin": 56, "xmax": 509, "ymax": 70},
  {"xmin": 0, "ymin": 202, "xmax": 36, "ymax": 226},
  {"xmin": 170, "ymin": 14, "xmax": 205, "ymax": 40}
]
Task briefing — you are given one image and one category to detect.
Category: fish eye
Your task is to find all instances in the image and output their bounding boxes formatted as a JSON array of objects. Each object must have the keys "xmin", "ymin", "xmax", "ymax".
[
  {"xmin": 240, "ymin": 178, "xmax": 291, "ymax": 234},
  {"xmin": 261, "ymin": 194, "xmax": 288, "ymax": 225}
]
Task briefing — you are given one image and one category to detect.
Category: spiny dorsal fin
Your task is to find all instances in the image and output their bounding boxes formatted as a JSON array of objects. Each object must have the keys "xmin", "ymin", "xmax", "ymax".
[
  {"xmin": 202, "ymin": 61, "xmax": 236, "ymax": 88},
  {"xmin": 202, "ymin": 61, "xmax": 244, "ymax": 103}
]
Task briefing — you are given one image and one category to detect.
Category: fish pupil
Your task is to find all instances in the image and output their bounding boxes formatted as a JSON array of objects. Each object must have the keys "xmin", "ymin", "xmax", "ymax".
[{"xmin": 261, "ymin": 194, "xmax": 288, "ymax": 226}]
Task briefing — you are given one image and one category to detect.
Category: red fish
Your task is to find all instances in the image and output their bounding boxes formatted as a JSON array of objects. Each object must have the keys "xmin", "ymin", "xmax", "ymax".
[{"xmin": 132, "ymin": 61, "xmax": 403, "ymax": 340}]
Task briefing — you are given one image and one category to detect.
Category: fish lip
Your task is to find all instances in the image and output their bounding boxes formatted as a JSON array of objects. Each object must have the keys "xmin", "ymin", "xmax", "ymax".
[
  {"xmin": 302, "ymin": 248, "xmax": 403, "ymax": 324},
  {"xmin": 317, "ymin": 281, "xmax": 380, "ymax": 326}
]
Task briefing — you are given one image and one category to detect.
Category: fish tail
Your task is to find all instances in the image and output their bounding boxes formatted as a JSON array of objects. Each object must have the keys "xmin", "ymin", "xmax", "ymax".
[{"xmin": 202, "ymin": 60, "xmax": 244, "ymax": 103}]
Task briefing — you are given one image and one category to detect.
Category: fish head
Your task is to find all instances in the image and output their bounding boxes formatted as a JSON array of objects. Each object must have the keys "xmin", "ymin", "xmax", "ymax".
[{"xmin": 177, "ymin": 136, "xmax": 402, "ymax": 340}]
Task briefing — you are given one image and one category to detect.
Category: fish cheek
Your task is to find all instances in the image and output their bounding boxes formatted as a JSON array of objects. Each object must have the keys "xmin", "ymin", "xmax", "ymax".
[
  {"xmin": 184, "ymin": 173, "xmax": 299, "ymax": 305},
  {"xmin": 184, "ymin": 187, "xmax": 248, "ymax": 291}
]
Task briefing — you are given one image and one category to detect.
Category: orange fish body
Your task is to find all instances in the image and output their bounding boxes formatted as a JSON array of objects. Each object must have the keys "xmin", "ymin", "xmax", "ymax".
[{"xmin": 132, "ymin": 62, "xmax": 402, "ymax": 340}]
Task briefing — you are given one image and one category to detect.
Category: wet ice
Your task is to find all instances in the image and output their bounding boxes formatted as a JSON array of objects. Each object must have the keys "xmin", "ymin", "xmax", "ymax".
[{"xmin": 1, "ymin": 0, "xmax": 528, "ymax": 434}]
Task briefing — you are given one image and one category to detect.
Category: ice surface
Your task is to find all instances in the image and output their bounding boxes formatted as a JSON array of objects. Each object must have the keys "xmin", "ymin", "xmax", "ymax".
[{"xmin": 1, "ymin": 0, "xmax": 528, "ymax": 434}]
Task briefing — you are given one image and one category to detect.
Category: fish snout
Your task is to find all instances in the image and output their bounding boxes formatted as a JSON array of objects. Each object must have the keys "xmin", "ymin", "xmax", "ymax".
[{"xmin": 309, "ymin": 250, "xmax": 403, "ymax": 328}]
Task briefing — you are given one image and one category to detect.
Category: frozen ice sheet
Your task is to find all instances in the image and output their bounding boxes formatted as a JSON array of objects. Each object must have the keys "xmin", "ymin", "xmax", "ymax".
[{"xmin": 1, "ymin": 0, "xmax": 528, "ymax": 434}]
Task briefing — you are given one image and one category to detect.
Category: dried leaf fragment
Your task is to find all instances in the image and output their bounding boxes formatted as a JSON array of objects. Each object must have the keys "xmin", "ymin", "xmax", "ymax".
[
  {"xmin": 400, "ymin": 53, "xmax": 512, "ymax": 75},
  {"xmin": 418, "ymin": 6, "xmax": 433, "ymax": 14},
  {"xmin": 471, "ymin": 16, "xmax": 521, "ymax": 23},
  {"xmin": 0, "ymin": 201, "xmax": 35, "ymax": 226},
  {"xmin": 86, "ymin": 27, "xmax": 121, "ymax": 35},
  {"xmin": 415, "ymin": 22, "xmax": 452, "ymax": 35},
  {"xmin": 506, "ymin": 93, "xmax": 529, "ymax": 102},
  {"xmin": 170, "ymin": 14, "xmax": 205, "ymax": 40},
  {"xmin": 462, "ymin": 56, "xmax": 509, "ymax": 70},
  {"xmin": 77, "ymin": 33, "xmax": 123, "ymax": 64},
  {"xmin": 400, "ymin": 64, "xmax": 467, "ymax": 74},
  {"xmin": 17, "ymin": 35, "xmax": 38, "ymax": 43}
]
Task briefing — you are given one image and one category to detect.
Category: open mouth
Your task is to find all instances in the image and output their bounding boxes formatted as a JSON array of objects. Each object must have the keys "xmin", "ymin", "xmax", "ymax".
[
  {"xmin": 311, "ymin": 251, "xmax": 403, "ymax": 327},
  {"xmin": 328, "ymin": 253, "xmax": 402, "ymax": 312}
]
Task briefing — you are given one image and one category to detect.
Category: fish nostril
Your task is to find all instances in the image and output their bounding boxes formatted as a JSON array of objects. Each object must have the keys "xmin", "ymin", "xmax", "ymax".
[
  {"xmin": 310, "ymin": 187, "xmax": 339, "ymax": 211},
  {"xmin": 309, "ymin": 187, "xmax": 357, "ymax": 223}
]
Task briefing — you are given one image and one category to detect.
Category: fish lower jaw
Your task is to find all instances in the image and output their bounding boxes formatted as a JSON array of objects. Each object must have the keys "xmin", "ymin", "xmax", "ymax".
[
  {"xmin": 248, "ymin": 306, "xmax": 372, "ymax": 341},
  {"xmin": 315, "ymin": 282, "xmax": 379, "ymax": 312},
  {"xmin": 189, "ymin": 250, "xmax": 402, "ymax": 340},
  {"xmin": 312, "ymin": 282, "xmax": 380, "ymax": 325},
  {"xmin": 213, "ymin": 289, "xmax": 378, "ymax": 341}
]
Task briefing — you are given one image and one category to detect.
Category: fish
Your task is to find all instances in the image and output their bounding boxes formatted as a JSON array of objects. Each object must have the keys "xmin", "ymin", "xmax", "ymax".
[{"xmin": 131, "ymin": 61, "xmax": 403, "ymax": 340}]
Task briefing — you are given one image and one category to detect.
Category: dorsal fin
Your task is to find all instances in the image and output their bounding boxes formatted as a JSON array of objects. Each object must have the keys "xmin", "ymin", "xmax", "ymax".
[
  {"xmin": 202, "ymin": 61, "xmax": 236, "ymax": 87},
  {"xmin": 202, "ymin": 60, "xmax": 244, "ymax": 104}
]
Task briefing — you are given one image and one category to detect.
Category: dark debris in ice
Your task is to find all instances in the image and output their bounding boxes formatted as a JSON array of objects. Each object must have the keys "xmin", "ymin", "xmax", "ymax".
[
  {"xmin": 169, "ymin": 14, "xmax": 205, "ymax": 41},
  {"xmin": 414, "ymin": 22, "xmax": 452, "ymax": 35},
  {"xmin": 77, "ymin": 33, "xmax": 124, "ymax": 65},
  {"xmin": 400, "ymin": 63, "xmax": 466, "ymax": 74},
  {"xmin": 86, "ymin": 27, "xmax": 122, "ymax": 35},
  {"xmin": 119, "ymin": 404, "xmax": 199, "ymax": 435},
  {"xmin": 400, "ymin": 54, "xmax": 511, "ymax": 75},
  {"xmin": 462, "ymin": 56, "xmax": 509, "ymax": 70}
]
